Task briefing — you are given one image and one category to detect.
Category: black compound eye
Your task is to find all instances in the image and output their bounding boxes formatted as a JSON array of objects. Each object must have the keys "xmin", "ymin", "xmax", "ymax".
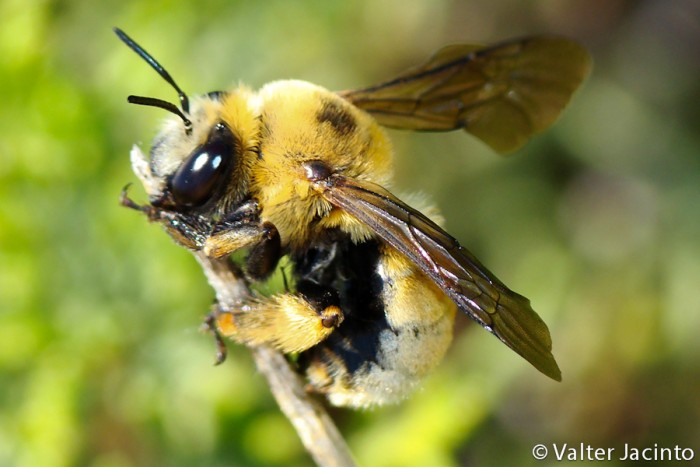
[{"xmin": 170, "ymin": 122, "xmax": 236, "ymax": 207}]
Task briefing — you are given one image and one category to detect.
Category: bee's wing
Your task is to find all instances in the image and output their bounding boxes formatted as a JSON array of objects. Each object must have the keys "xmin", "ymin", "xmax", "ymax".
[
  {"xmin": 339, "ymin": 36, "xmax": 591, "ymax": 154},
  {"xmin": 317, "ymin": 174, "xmax": 561, "ymax": 380}
]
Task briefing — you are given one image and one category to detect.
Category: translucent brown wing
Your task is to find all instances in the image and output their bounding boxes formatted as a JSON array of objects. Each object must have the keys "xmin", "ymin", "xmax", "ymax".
[
  {"xmin": 315, "ymin": 174, "xmax": 561, "ymax": 380},
  {"xmin": 339, "ymin": 36, "xmax": 591, "ymax": 154}
]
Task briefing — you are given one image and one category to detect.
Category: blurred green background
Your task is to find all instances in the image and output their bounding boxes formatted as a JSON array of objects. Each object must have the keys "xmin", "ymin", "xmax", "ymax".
[{"xmin": 2, "ymin": 0, "xmax": 699, "ymax": 465}]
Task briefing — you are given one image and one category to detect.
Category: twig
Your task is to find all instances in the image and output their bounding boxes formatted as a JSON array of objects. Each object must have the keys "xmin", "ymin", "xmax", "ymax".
[
  {"xmin": 195, "ymin": 254, "xmax": 356, "ymax": 467},
  {"xmin": 127, "ymin": 146, "xmax": 356, "ymax": 467}
]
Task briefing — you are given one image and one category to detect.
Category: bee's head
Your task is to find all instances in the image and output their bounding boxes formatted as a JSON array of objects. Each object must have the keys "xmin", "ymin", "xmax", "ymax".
[{"xmin": 115, "ymin": 28, "xmax": 247, "ymax": 215}]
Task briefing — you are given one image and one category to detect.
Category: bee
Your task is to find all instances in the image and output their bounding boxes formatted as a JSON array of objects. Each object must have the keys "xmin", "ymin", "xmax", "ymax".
[{"xmin": 115, "ymin": 28, "xmax": 590, "ymax": 408}]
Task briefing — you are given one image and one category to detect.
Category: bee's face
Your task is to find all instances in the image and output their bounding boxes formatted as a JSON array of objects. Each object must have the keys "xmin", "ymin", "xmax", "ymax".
[{"xmin": 146, "ymin": 90, "xmax": 259, "ymax": 217}]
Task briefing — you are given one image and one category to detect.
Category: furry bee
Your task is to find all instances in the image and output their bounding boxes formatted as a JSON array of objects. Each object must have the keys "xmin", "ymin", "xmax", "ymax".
[{"xmin": 115, "ymin": 28, "xmax": 590, "ymax": 408}]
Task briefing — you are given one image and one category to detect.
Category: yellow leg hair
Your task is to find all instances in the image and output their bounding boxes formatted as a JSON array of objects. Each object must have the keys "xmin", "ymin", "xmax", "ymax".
[{"xmin": 216, "ymin": 294, "xmax": 343, "ymax": 354}]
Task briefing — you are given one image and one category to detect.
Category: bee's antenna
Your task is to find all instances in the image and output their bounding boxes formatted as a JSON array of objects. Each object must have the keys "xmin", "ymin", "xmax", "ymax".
[
  {"xmin": 114, "ymin": 27, "xmax": 192, "ymax": 130},
  {"xmin": 126, "ymin": 95, "xmax": 192, "ymax": 130}
]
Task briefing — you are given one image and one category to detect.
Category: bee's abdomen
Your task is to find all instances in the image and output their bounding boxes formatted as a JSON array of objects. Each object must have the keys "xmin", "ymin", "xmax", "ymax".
[{"xmin": 296, "ymin": 238, "xmax": 456, "ymax": 408}]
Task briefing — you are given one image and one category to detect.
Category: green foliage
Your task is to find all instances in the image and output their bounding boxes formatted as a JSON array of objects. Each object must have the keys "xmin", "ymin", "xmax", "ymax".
[{"xmin": 2, "ymin": 1, "xmax": 699, "ymax": 466}]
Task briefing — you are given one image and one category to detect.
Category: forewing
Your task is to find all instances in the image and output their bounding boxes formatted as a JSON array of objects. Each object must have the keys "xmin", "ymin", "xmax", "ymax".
[
  {"xmin": 316, "ymin": 175, "xmax": 561, "ymax": 380},
  {"xmin": 340, "ymin": 36, "xmax": 591, "ymax": 154}
]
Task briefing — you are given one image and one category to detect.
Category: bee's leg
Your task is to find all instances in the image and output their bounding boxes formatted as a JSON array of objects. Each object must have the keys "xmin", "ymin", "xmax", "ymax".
[
  {"xmin": 122, "ymin": 191, "xmax": 280, "ymax": 274},
  {"xmin": 202, "ymin": 310, "xmax": 229, "ymax": 365},
  {"xmin": 242, "ymin": 222, "xmax": 281, "ymax": 281},
  {"xmin": 203, "ymin": 199, "xmax": 278, "ymax": 262},
  {"xmin": 202, "ymin": 199, "xmax": 282, "ymax": 281},
  {"xmin": 214, "ymin": 282, "xmax": 344, "ymax": 354},
  {"xmin": 120, "ymin": 186, "xmax": 210, "ymax": 249},
  {"xmin": 294, "ymin": 281, "xmax": 343, "ymax": 328}
]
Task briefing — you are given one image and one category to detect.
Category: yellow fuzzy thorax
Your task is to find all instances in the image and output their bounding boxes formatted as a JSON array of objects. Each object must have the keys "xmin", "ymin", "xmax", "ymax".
[{"xmin": 243, "ymin": 80, "xmax": 394, "ymax": 250}]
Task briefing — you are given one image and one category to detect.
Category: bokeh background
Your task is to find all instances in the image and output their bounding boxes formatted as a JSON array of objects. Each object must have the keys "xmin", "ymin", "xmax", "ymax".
[{"xmin": 2, "ymin": 1, "xmax": 699, "ymax": 465}]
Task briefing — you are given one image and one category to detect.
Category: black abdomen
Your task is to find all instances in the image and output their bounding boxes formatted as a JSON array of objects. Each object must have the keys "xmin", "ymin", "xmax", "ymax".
[{"xmin": 294, "ymin": 233, "xmax": 456, "ymax": 408}]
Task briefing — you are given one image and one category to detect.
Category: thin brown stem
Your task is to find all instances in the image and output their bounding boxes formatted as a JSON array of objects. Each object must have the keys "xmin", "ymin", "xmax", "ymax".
[{"xmin": 194, "ymin": 254, "xmax": 356, "ymax": 467}]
